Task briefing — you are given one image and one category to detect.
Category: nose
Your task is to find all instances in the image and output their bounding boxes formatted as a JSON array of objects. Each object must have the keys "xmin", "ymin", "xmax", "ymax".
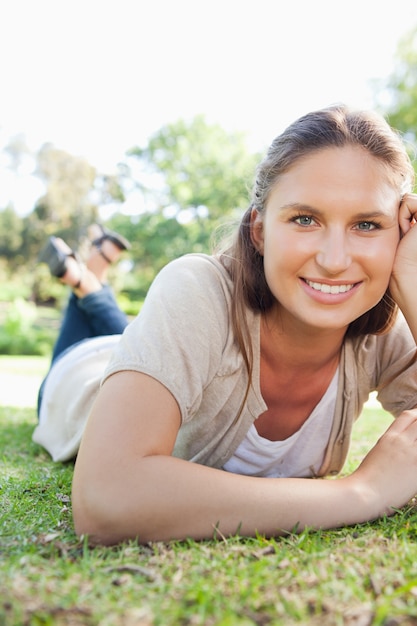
[{"xmin": 315, "ymin": 229, "xmax": 352, "ymax": 275}]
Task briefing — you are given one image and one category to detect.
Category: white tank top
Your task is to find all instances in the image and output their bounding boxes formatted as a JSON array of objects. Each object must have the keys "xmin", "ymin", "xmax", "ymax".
[{"xmin": 222, "ymin": 368, "xmax": 339, "ymax": 478}]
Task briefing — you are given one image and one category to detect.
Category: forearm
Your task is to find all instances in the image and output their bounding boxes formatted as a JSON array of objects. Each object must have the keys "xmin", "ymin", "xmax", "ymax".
[
  {"xmin": 72, "ymin": 454, "xmax": 380, "ymax": 545},
  {"xmin": 72, "ymin": 376, "xmax": 417, "ymax": 546},
  {"xmin": 390, "ymin": 277, "xmax": 417, "ymax": 344},
  {"xmin": 397, "ymin": 298, "xmax": 417, "ymax": 345},
  {"xmin": 390, "ymin": 195, "xmax": 417, "ymax": 343}
]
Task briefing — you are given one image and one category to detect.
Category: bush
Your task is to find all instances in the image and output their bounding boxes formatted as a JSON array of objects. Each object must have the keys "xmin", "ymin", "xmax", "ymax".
[
  {"xmin": 117, "ymin": 293, "xmax": 142, "ymax": 317},
  {"xmin": 0, "ymin": 298, "xmax": 55, "ymax": 356}
]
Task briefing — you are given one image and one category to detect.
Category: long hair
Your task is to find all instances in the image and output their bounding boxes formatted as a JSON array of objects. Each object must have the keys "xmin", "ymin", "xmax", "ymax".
[{"xmin": 219, "ymin": 105, "xmax": 415, "ymax": 399}]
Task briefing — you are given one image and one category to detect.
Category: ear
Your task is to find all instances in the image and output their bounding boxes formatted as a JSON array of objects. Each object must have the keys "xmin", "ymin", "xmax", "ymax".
[{"xmin": 250, "ymin": 207, "xmax": 264, "ymax": 255}]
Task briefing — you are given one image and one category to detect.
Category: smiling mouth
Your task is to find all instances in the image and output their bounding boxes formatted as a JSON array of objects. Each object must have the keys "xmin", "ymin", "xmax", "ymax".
[{"xmin": 304, "ymin": 279, "xmax": 356, "ymax": 294}]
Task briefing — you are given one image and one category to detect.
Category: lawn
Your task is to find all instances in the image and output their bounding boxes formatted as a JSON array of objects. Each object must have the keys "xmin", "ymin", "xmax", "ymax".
[{"xmin": 1, "ymin": 356, "xmax": 417, "ymax": 626}]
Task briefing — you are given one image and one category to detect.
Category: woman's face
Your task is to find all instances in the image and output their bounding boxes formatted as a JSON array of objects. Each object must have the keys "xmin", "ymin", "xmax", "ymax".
[{"xmin": 251, "ymin": 146, "xmax": 401, "ymax": 335}]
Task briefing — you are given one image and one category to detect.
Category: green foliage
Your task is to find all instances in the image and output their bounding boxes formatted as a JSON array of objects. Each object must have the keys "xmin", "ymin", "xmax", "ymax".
[
  {"xmin": 108, "ymin": 209, "xmax": 235, "ymax": 300},
  {"xmin": 0, "ymin": 272, "xmax": 30, "ymax": 301},
  {"xmin": 0, "ymin": 299, "xmax": 56, "ymax": 356},
  {"xmin": 106, "ymin": 116, "xmax": 259, "ymax": 298},
  {"xmin": 129, "ymin": 115, "xmax": 259, "ymax": 222},
  {"xmin": 31, "ymin": 264, "xmax": 69, "ymax": 307},
  {"xmin": 1, "ymin": 114, "xmax": 261, "ymax": 304},
  {"xmin": 0, "ymin": 206, "xmax": 24, "ymax": 263},
  {"xmin": 376, "ymin": 27, "xmax": 417, "ymax": 161},
  {"xmin": 34, "ymin": 144, "xmax": 98, "ymax": 239}
]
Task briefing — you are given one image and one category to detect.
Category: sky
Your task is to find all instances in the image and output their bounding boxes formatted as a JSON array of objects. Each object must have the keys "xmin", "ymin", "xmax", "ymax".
[{"xmin": 1, "ymin": 0, "xmax": 417, "ymax": 214}]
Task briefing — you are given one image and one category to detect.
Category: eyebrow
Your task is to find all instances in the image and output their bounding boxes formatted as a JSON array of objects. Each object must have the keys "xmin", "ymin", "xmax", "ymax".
[{"xmin": 278, "ymin": 203, "xmax": 394, "ymax": 220}]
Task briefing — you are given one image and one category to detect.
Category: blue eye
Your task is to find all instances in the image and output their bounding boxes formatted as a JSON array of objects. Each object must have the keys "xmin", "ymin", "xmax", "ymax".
[
  {"xmin": 294, "ymin": 215, "xmax": 314, "ymax": 226},
  {"xmin": 356, "ymin": 221, "xmax": 380, "ymax": 231}
]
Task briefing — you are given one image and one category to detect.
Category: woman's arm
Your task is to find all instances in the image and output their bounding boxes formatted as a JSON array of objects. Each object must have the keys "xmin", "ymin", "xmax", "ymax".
[
  {"xmin": 72, "ymin": 371, "xmax": 417, "ymax": 545},
  {"xmin": 390, "ymin": 193, "xmax": 417, "ymax": 342}
]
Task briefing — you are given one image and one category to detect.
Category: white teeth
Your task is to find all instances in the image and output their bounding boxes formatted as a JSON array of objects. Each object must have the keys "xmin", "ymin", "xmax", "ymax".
[{"xmin": 305, "ymin": 280, "xmax": 354, "ymax": 294}]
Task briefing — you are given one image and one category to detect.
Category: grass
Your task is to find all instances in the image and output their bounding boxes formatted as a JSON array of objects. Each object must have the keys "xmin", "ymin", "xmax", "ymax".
[{"xmin": 2, "ymin": 357, "xmax": 417, "ymax": 625}]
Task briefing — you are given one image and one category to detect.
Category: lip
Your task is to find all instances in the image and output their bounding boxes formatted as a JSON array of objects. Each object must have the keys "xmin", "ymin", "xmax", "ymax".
[{"xmin": 300, "ymin": 278, "xmax": 362, "ymax": 303}]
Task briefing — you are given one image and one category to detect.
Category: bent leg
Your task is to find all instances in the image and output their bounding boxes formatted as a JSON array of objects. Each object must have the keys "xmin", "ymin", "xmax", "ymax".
[
  {"xmin": 51, "ymin": 293, "xmax": 92, "ymax": 362},
  {"xmin": 77, "ymin": 286, "xmax": 128, "ymax": 337},
  {"xmin": 52, "ymin": 288, "xmax": 127, "ymax": 362},
  {"xmin": 37, "ymin": 229, "xmax": 130, "ymax": 418}
]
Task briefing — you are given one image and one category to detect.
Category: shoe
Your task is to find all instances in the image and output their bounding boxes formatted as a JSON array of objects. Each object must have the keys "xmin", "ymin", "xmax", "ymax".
[{"xmin": 38, "ymin": 237, "xmax": 81, "ymax": 285}]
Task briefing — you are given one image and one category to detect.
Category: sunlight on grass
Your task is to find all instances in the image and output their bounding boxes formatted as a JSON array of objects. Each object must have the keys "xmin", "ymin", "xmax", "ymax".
[
  {"xmin": 346, "ymin": 404, "xmax": 392, "ymax": 472},
  {"xmin": 2, "ymin": 357, "xmax": 417, "ymax": 626},
  {"xmin": 0, "ymin": 355, "xmax": 49, "ymax": 375},
  {"xmin": 0, "ymin": 355, "xmax": 49, "ymax": 408}
]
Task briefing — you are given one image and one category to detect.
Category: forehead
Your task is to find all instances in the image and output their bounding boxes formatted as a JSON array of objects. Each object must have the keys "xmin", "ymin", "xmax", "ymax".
[{"xmin": 268, "ymin": 146, "xmax": 400, "ymax": 210}]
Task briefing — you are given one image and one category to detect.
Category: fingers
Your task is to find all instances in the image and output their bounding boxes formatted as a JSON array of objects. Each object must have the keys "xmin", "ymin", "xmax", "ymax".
[{"xmin": 399, "ymin": 193, "xmax": 417, "ymax": 236}]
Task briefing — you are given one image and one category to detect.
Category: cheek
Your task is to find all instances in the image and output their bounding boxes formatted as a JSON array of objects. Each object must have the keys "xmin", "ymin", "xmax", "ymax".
[
  {"xmin": 262, "ymin": 234, "xmax": 294, "ymax": 271},
  {"xmin": 363, "ymin": 235, "xmax": 398, "ymax": 279},
  {"xmin": 263, "ymin": 228, "xmax": 318, "ymax": 271},
  {"xmin": 377, "ymin": 228, "xmax": 399, "ymax": 259},
  {"xmin": 262, "ymin": 236, "xmax": 303, "ymax": 293}
]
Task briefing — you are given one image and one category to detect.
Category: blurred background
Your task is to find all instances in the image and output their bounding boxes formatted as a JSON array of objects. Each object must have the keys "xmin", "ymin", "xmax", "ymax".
[{"xmin": 1, "ymin": 0, "xmax": 417, "ymax": 356}]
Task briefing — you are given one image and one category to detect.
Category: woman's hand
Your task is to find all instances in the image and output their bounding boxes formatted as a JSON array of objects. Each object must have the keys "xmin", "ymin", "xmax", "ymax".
[
  {"xmin": 389, "ymin": 193, "xmax": 417, "ymax": 341},
  {"xmin": 350, "ymin": 409, "xmax": 417, "ymax": 516},
  {"xmin": 398, "ymin": 193, "xmax": 417, "ymax": 236},
  {"xmin": 391, "ymin": 193, "xmax": 417, "ymax": 280}
]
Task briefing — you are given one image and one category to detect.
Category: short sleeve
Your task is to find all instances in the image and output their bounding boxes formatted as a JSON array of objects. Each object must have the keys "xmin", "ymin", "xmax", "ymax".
[
  {"xmin": 372, "ymin": 314, "xmax": 417, "ymax": 415},
  {"xmin": 103, "ymin": 254, "xmax": 237, "ymax": 423}
]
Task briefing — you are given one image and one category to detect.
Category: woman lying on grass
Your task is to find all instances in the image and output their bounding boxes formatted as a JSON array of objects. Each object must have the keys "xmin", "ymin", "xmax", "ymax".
[{"xmin": 46, "ymin": 105, "xmax": 417, "ymax": 544}]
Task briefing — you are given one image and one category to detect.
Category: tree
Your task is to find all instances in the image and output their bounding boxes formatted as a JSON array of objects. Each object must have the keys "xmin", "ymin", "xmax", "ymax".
[
  {"xmin": 375, "ymin": 27, "xmax": 417, "ymax": 145},
  {"xmin": 128, "ymin": 115, "xmax": 260, "ymax": 225},
  {"xmin": 33, "ymin": 143, "xmax": 99, "ymax": 245},
  {"xmin": 15, "ymin": 144, "xmax": 128, "ymax": 266},
  {"xmin": 2, "ymin": 134, "xmax": 34, "ymax": 174},
  {"xmin": 1, "ymin": 117, "xmax": 262, "ymax": 304},
  {"xmin": 110, "ymin": 116, "xmax": 261, "ymax": 299},
  {"xmin": 0, "ymin": 206, "xmax": 24, "ymax": 268}
]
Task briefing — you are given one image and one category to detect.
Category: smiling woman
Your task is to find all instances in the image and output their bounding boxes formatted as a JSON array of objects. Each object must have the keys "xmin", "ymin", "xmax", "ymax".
[
  {"xmin": 250, "ymin": 146, "xmax": 401, "ymax": 337},
  {"xmin": 32, "ymin": 104, "xmax": 417, "ymax": 545}
]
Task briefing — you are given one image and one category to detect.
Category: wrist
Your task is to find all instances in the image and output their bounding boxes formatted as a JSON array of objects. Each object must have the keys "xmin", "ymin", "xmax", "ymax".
[{"xmin": 341, "ymin": 474, "xmax": 388, "ymax": 524}]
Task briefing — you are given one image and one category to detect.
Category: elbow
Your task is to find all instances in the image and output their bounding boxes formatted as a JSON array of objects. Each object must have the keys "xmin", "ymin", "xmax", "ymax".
[
  {"xmin": 71, "ymin": 472, "xmax": 143, "ymax": 546},
  {"xmin": 71, "ymin": 453, "xmax": 181, "ymax": 544},
  {"xmin": 72, "ymin": 485, "xmax": 125, "ymax": 546},
  {"xmin": 71, "ymin": 456, "xmax": 170, "ymax": 545}
]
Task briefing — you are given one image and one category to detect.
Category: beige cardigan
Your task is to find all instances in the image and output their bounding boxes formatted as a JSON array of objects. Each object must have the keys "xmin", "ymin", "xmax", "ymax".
[{"xmin": 103, "ymin": 254, "xmax": 417, "ymax": 476}]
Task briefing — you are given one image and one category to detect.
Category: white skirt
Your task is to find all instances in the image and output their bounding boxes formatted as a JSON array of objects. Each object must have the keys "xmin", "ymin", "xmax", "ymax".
[{"xmin": 33, "ymin": 335, "xmax": 121, "ymax": 462}]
